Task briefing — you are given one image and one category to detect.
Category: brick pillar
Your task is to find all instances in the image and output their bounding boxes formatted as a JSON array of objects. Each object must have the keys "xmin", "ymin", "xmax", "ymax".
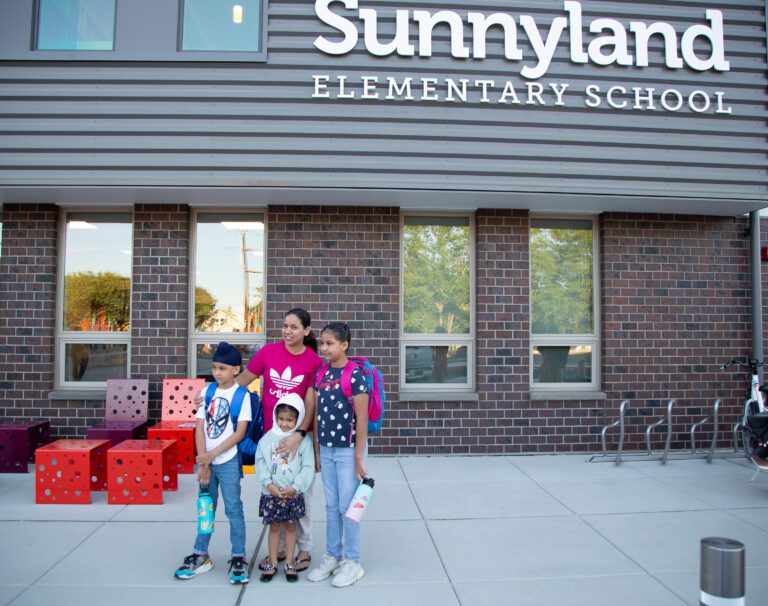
[
  {"xmin": 0, "ymin": 204, "xmax": 58, "ymax": 424},
  {"xmin": 131, "ymin": 204, "xmax": 190, "ymax": 420},
  {"xmin": 475, "ymin": 209, "xmax": 530, "ymax": 453},
  {"xmin": 266, "ymin": 205, "xmax": 400, "ymax": 454}
]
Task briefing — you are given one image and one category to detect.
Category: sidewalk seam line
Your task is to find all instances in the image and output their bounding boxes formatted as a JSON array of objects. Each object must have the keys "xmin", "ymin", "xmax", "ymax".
[
  {"xmin": 398, "ymin": 457, "xmax": 463, "ymax": 606},
  {"xmin": 235, "ymin": 523, "xmax": 267, "ymax": 606}
]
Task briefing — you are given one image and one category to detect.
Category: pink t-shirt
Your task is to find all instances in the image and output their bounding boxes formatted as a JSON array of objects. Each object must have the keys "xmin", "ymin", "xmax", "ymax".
[{"xmin": 246, "ymin": 341, "xmax": 323, "ymax": 432}]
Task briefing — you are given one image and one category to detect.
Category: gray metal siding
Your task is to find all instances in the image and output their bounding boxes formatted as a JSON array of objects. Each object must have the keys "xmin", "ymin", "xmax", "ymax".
[{"xmin": 0, "ymin": 0, "xmax": 765, "ymax": 202}]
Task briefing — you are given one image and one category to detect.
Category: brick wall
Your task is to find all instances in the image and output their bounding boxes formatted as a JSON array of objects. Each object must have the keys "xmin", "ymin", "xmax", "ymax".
[
  {"xmin": 130, "ymin": 204, "xmax": 190, "ymax": 421},
  {"xmin": 601, "ymin": 213, "xmax": 751, "ymax": 453},
  {"xmin": 265, "ymin": 206, "xmax": 400, "ymax": 453},
  {"xmin": 0, "ymin": 204, "xmax": 758, "ymax": 453},
  {"xmin": 0, "ymin": 204, "xmax": 61, "ymax": 428}
]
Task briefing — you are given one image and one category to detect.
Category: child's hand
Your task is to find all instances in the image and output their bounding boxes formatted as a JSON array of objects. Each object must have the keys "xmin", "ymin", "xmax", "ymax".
[
  {"xmin": 197, "ymin": 464, "xmax": 211, "ymax": 484},
  {"xmin": 193, "ymin": 393, "xmax": 204, "ymax": 412},
  {"xmin": 196, "ymin": 451, "xmax": 215, "ymax": 467},
  {"xmin": 355, "ymin": 457, "xmax": 368, "ymax": 481},
  {"xmin": 279, "ymin": 486, "xmax": 297, "ymax": 498},
  {"xmin": 267, "ymin": 483, "xmax": 282, "ymax": 498}
]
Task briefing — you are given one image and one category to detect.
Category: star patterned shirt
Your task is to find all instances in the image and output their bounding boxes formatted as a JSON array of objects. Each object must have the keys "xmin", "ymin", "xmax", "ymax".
[{"xmin": 314, "ymin": 364, "xmax": 369, "ymax": 448}]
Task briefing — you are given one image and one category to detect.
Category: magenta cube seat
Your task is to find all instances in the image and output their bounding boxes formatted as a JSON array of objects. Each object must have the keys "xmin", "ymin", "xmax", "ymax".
[
  {"xmin": 0, "ymin": 421, "xmax": 52, "ymax": 473},
  {"xmin": 86, "ymin": 420, "xmax": 149, "ymax": 446},
  {"xmin": 87, "ymin": 379, "xmax": 149, "ymax": 443}
]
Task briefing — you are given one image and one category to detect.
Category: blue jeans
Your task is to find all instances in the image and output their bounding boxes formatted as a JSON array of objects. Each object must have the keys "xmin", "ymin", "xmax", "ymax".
[
  {"xmin": 320, "ymin": 445, "xmax": 367, "ymax": 562},
  {"xmin": 193, "ymin": 455, "xmax": 245, "ymax": 557}
]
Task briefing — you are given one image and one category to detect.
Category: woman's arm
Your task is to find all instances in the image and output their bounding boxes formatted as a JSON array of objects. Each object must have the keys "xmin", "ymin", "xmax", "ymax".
[
  {"xmin": 236, "ymin": 368, "xmax": 257, "ymax": 388},
  {"xmin": 277, "ymin": 388, "xmax": 316, "ymax": 457}
]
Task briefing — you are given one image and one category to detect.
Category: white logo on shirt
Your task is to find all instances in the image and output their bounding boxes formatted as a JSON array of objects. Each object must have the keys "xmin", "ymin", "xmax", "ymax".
[{"xmin": 269, "ymin": 366, "xmax": 305, "ymax": 399}]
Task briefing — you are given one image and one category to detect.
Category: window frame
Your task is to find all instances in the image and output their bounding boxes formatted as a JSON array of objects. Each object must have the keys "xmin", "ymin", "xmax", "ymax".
[
  {"xmin": 399, "ymin": 212, "xmax": 475, "ymax": 394},
  {"xmin": 0, "ymin": 0, "xmax": 270, "ymax": 61},
  {"xmin": 55, "ymin": 208, "xmax": 134, "ymax": 390},
  {"xmin": 178, "ymin": 0, "xmax": 268, "ymax": 56},
  {"xmin": 188, "ymin": 208, "xmax": 268, "ymax": 378},
  {"xmin": 529, "ymin": 214, "xmax": 600, "ymax": 392},
  {"xmin": 34, "ymin": 0, "xmax": 118, "ymax": 52}
]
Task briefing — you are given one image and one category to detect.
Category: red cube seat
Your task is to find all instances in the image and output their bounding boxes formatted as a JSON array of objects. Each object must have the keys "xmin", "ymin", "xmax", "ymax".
[
  {"xmin": 35, "ymin": 439, "xmax": 109, "ymax": 504},
  {"xmin": 107, "ymin": 439, "xmax": 177, "ymax": 504}
]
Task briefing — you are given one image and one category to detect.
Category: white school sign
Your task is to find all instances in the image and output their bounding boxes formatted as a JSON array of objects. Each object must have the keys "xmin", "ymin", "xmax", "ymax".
[{"xmin": 309, "ymin": 0, "xmax": 734, "ymax": 114}]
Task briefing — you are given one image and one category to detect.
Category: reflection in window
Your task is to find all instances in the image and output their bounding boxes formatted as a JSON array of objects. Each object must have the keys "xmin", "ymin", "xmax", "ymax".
[
  {"xmin": 530, "ymin": 218, "xmax": 598, "ymax": 389},
  {"xmin": 532, "ymin": 345, "xmax": 592, "ymax": 384},
  {"xmin": 401, "ymin": 215, "xmax": 473, "ymax": 391},
  {"xmin": 65, "ymin": 343, "xmax": 128, "ymax": 382},
  {"xmin": 195, "ymin": 342, "xmax": 259, "ymax": 386},
  {"xmin": 405, "ymin": 345, "xmax": 468, "ymax": 384},
  {"xmin": 194, "ymin": 213, "xmax": 264, "ymax": 334},
  {"xmin": 182, "ymin": 0, "xmax": 263, "ymax": 52},
  {"xmin": 403, "ymin": 216, "xmax": 470, "ymax": 335},
  {"xmin": 63, "ymin": 212, "xmax": 132, "ymax": 332},
  {"xmin": 531, "ymin": 219, "xmax": 593, "ymax": 334},
  {"xmin": 36, "ymin": 0, "xmax": 116, "ymax": 50},
  {"xmin": 58, "ymin": 210, "xmax": 132, "ymax": 388}
]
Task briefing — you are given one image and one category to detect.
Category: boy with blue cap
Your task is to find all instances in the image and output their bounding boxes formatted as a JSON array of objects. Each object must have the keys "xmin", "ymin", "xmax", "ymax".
[{"xmin": 174, "ymin": 341, "xmax": 252, "ymax": 584}]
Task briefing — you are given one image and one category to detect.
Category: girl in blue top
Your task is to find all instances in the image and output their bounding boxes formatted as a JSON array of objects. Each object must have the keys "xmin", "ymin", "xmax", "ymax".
[{"xmin": 306, "ymin": 322, "xmax": 369, "ymax": 588}]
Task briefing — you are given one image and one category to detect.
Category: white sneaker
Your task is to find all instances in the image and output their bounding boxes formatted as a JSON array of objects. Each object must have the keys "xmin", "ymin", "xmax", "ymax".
[
  {"xmin": 306, "ymin": 554, "xmax": 340, "ymax": 582},
  {"xmin": 331, "ymin": 559, "xmax": 365, "ymax": 587}
]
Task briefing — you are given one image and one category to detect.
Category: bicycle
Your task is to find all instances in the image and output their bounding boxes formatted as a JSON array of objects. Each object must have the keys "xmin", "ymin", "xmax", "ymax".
[{"xmin": 722, "ymin": 357, "xmax": 768, "ymax": 462}]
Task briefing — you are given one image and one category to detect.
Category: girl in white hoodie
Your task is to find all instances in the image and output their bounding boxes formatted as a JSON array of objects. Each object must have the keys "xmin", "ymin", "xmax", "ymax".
[{"xmin": 255, "ymin": 392, "xmax": 315, "ymax": 582}]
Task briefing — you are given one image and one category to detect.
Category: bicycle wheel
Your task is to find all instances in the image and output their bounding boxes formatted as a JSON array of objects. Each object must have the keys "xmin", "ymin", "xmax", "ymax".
[{"xmin": 742, "ymin": 426, "xmax": 757, "ymax": 458}]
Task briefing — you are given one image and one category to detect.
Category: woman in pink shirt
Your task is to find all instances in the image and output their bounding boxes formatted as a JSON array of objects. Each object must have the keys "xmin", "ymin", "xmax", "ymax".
[{"xmin": 237, "ymin": 308, "xmax": 323, "ymax": 573}]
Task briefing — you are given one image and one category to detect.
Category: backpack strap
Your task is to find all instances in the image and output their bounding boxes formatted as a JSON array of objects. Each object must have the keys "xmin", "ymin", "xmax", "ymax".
[
  {"xmin": 340, "ymin": 361, "xmax": 355, "ymax": 400},
  {"xmin": 229, "ymin": 385, "xmax": 248, "ymax": 427},
  {"xmin": 203, "ymin": 382, "xmax": 218, "ymax": 414},
  {"xmin": 315, "ymin": 363, "xmax": 331, "ymax": 390}
]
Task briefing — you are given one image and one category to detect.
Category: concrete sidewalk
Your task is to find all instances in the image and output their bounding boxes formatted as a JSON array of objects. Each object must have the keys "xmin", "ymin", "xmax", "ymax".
[{"xmin": 1, "ymin": 454, "xmax": 768, "ymax": 606}]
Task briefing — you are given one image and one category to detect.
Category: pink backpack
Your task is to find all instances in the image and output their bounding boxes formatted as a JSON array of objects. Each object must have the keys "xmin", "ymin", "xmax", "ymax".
[{"xmin": 316, "ymin": 357, "xmax": 385, "ymax": 434}]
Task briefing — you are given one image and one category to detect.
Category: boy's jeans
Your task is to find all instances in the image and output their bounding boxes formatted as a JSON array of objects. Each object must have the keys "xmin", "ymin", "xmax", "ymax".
[
  {"xmin": 193, "ymin": 455, "xmax": 246, "ymax": 557},
  {"xmin": 319, "ymin": 445, "xmax": 367, "ymax": 562}
]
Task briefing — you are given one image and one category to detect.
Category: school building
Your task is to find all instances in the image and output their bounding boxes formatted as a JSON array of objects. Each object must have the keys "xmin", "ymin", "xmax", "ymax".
[{"xmin": 0, "ymin": 0, "xmax": 766, "ymax": 455}]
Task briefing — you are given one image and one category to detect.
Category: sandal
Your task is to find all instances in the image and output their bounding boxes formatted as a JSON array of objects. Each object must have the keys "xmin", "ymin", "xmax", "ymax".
[
  {"xmin": 285, "ymin": 563, "xmax": 299, "ymax": 583},
  {"xmin": 258, "ymin": 552, "xmax": 286, "ymax": 571},
  {"xmin": 295, "ymin": 553, "xmax": 311, "ymax": 572},
  {"xmin": 260, "ymin": 561, "xmax": 277, "ymax": 582}
]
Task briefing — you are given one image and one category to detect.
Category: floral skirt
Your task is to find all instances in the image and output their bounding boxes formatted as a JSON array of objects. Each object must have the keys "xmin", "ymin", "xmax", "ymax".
[{"xmin": 259, "ymin": 493, "xmax": 306, "ymax": 525}]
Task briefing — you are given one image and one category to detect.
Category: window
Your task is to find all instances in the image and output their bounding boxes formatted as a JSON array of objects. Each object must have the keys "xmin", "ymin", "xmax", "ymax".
[
  {"xmin": 36, "ymin": 0, "xmax": 116, "ymax": 51},
  {"xmin": 190, "ymin": 211, "xmax": 265, "ymax": 379},
  {"xmin": 181, "ymin": 0, "xmax": 265, "ymax": 52},
  {"xmin": 56, "ymin": 211, "xmax": 132, "ymax": 388},
  {"xmin": 530, "ymin": 217, "xmax": 599, "ymax": 391},
  {"xmin": 1, "ymin": 0, "xmax": 269, "ymax": 61},
  {"xmin": 401, "ymin": 215, "xmax": 474, "ymax": 392}
]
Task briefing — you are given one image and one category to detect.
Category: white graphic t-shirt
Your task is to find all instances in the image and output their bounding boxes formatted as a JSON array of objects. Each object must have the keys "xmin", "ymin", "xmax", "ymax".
[{"xmin": 196, "ymin": 384, "xmax": 252, "ymax": 465}]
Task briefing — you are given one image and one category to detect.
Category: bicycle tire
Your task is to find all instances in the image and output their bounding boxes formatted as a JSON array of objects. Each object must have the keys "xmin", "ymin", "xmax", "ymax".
[{"xmin": 742, "ymin": 425, "xmax": 756, "ymax": 458}]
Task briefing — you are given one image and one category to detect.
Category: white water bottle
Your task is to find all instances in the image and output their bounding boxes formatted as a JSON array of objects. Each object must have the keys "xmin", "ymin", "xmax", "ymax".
[{"xmin": 344, "ymin": 477, "xmax": 374, "ymax": 522}]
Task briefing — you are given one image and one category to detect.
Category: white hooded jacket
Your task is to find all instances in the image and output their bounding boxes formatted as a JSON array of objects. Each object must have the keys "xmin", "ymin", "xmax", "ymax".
[{"xmin": 255, "ymin": 392, "xmax": 315, "ymax": 495}]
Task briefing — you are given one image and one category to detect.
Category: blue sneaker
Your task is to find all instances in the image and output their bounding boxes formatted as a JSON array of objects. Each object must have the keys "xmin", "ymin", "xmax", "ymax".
[
  {"xmin": 174, "ymin": 553, "xmax": 212, "ymax": 579},
  {"xmin": 229, "ymin": 556, "xmax": 250, "ymax": 584}
]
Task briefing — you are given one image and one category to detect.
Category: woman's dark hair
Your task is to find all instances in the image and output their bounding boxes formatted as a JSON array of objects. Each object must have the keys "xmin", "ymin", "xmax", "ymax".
[
  {"xmin": 275, "ymin": 403, "xmax": 299, "ymax": 419},
  {"xmin": 285, "ymin": 307, "xmax": 318, "ymax": 353},
  {"xmin": 320, "ymin": 322, "xmax": 352, "ymax": 348}
]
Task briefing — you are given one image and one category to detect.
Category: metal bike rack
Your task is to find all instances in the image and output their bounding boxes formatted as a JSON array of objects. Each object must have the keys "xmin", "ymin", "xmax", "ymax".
[
  {"xmin": 646, "ymin": 399, "xmax": 676, "ymax": 464},
  {"xmin": 591, "ymin": 398, "xmax": 739, "ymax": 465},
  {"xmin": 688, "ymin": 398, "xmax": 722, "ymax": 463},
  {"xmin": 599, "ymin": 400, "xmax": 629, "ymax": 465}
]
